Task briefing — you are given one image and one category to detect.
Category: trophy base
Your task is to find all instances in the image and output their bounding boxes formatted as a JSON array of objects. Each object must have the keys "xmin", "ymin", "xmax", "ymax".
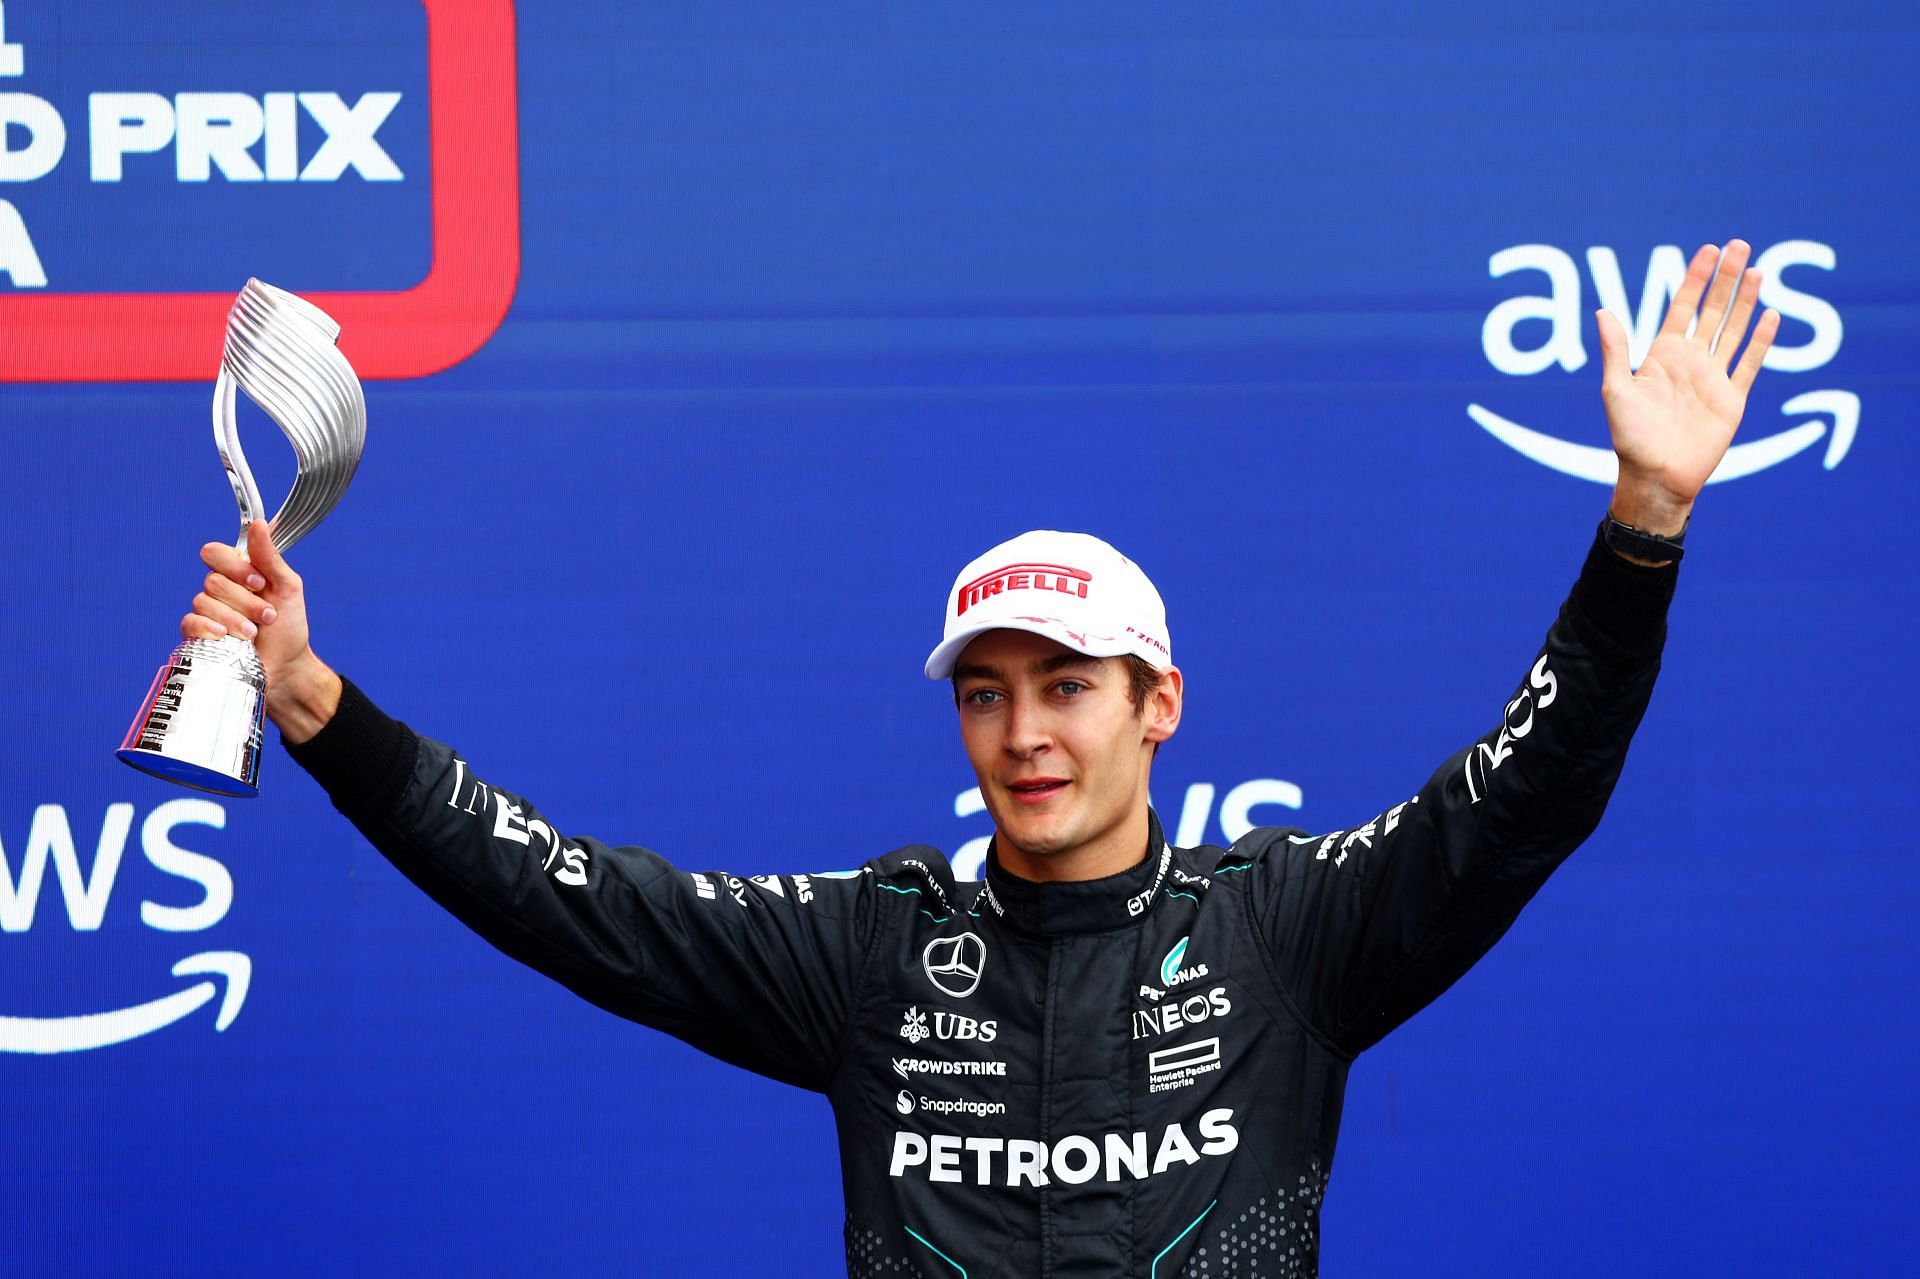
[
  {"xmin": 117, "ymin": 636, "xmax": 266, "ymax": 798},
  {"xmin": 115, "ymin": 747, "xmax": 261, "ymax": 798}
]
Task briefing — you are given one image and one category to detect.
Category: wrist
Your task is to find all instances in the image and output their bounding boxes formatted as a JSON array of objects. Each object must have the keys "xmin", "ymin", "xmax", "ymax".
[
  {"xmin": 1600, "ymin": 515, "xmax": 1686, "ymax": 568},
  {"xmin": 265, "ymin": 653, "xmax": 341, "ymax": 745},
  {"xmin": 1609, "ymin": 473, "xmax": 1694, "ymax": 538}
]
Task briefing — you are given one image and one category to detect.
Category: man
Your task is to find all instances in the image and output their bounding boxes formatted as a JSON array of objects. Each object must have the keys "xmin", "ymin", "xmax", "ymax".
[{"xmin": 185, "ymin": 242, "xmax": 1777, "ymax": 1276}]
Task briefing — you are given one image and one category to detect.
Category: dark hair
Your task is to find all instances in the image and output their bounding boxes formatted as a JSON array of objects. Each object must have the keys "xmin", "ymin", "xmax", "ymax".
[
  {"xmin": 1121, "ymin": 654, "xmax": 1164, "ymax": 715},
  {"xmin": 1125, "ymin": 655, "xmax": 1167, "ymax": 757}
]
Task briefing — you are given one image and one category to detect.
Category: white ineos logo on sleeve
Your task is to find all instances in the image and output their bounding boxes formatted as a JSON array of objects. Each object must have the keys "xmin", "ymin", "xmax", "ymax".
[{"xmin": 922, "ymin": 933, "xmax": 986, "ymax": 998}]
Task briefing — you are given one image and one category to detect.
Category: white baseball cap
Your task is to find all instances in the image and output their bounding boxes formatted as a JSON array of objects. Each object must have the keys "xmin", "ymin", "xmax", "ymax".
[{"xmin": 924, "ymin": 530, "xmax": 1173, "ymax": 680}]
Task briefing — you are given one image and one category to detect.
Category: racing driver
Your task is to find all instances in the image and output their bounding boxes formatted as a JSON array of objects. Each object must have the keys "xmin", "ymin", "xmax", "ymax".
[{"xmin": 182, "ymin": 241, "xmax": 1778, "ymax": 1275}]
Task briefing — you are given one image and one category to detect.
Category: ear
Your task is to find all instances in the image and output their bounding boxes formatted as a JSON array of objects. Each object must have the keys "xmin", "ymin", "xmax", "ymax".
[{"xmin": 1143, "ymin": 665, "xmax": 1182, "ymax": 745}]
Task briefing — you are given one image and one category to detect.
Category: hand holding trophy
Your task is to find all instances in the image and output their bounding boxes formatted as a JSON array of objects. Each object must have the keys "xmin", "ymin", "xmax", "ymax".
[{"xmin": 116, "ymin": 280, "xmax": 366, "ymax": 797}]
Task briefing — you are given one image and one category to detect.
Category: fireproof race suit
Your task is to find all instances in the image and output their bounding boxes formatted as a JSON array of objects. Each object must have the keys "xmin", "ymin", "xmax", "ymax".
[{"xmin": 285, "ymin": 527, "xmax": 1675, "ymax": 1277}]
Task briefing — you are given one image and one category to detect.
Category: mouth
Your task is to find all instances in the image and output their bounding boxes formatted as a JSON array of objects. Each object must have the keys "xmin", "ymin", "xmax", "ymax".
[{"xmin": 1006, "ymin": 779, "xmax": 1070, "ymax": 806}]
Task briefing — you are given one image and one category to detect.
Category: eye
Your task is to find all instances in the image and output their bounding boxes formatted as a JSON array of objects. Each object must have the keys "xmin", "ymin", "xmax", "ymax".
[
  {"xmin": 1055, "ymin": 679, "xmax": 1085, "ymax": 697},
  {"xmin": 963, "ymin": 688, "xmax": 1003, "ymax": 707}
]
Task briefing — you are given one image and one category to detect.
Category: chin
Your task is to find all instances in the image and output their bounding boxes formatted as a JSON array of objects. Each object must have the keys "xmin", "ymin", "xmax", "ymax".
[{"xmin": 997, "ymin": 811, "xmax": 1082, "ymax": 858}]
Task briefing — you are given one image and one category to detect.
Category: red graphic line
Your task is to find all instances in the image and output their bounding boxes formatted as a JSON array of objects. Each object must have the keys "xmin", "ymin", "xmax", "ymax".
[{"xmin": 0, "ymin": 0, "xmax": 521, "ymax": 382}]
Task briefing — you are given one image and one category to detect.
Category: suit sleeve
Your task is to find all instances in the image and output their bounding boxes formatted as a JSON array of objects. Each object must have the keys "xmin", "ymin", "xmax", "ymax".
[
  {"xmin": 1248, "ymin": 526, "xmax": 1677, "ymax": 1058},
  {"xmin": 283, "ymin": 680, "xmax": 875, "ymax": 1092}
]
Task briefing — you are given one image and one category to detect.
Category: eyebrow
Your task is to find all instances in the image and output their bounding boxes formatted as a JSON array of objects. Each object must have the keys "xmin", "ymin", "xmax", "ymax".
[{"xmin": 953, "ymin": 653, "xmax": 1104, "ymax": 682}]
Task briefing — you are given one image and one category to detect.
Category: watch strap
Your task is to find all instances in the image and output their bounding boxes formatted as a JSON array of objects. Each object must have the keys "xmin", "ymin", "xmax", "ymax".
[{"xmin": 1599, "ymin": 512, "xmax": 1687, "ymax": 564}]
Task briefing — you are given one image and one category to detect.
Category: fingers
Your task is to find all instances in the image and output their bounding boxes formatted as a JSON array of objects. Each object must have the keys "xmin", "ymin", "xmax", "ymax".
[
  {"xmin": 1716, "ymin": 268, "xmax": 1763, "ymax": 368},
  {"xmin": 1659, "ymin": 243, "xmax": 1720, "ymax": 340},
  {"xmin": 200, "ymin": 539, "xmax": 266, "ymax": 591},
  {"xmin": 200, "ymin": 517, "xmax": 299, "ymax": 594},
  {"xmin": 246, "ymin": 518, "xmax": 298, "ymax": 588},
  {"xmin": 189, "ymin": 591, "xmax": 261, "ymax": 640},
  {"xmin": 184, "ymin": 518, "xmax": 301, "ymax": 645},
  {"xmin": 1694, "ymin": 239, "xmax": 1752, "ymax": 348},
  {"xmin": 199, "ymin": 569, "xmax": 278, "ymax": 631},
  {"xmin": 1731, "ymin": 308, "xmax": 1781, "ymax": 394},
  {"xmin": 1594, "ymin": 308, "xmax": 1631, "ymax": 388},
  {"xmin": 181, "ymin": 611, "xmax": 229, "ymax": 641}
]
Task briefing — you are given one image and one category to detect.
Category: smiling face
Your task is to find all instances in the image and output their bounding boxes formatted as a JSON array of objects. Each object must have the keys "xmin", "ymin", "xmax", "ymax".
[{"xmin": 952, "ymin": 628, "xmax": 1182, "ymax": 883}]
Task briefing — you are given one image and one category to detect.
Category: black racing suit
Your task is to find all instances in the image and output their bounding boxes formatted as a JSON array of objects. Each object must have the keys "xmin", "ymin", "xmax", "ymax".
[{"xmin": 286, "ymin": 528, "xmax": 1675, "ymax": 1277}]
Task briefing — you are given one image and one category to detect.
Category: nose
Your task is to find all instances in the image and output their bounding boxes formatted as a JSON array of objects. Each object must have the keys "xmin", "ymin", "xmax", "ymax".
[{"xmin": 1003, "ymin": 693, "xmax": 1052, "ymax": 760}]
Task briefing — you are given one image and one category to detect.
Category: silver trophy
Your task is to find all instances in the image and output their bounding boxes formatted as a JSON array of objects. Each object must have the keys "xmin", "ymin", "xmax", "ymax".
[{"xmin": 116, "ymin": 280, "xmax": 367, "ymax": 797}]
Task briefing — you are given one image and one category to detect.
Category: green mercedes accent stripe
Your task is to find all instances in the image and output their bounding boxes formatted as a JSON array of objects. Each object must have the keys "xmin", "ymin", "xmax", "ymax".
[
  {"xmin": 877, "ymin": 882, "xmax": 949, "ymax": 923},
  {"xmin": 1150, "ymin": 1200, "xmax": 1218, "ymax": 1278},
  {"xmin": 904, "ymin": 1226, "xmax": 966, "ymax": 1276}
]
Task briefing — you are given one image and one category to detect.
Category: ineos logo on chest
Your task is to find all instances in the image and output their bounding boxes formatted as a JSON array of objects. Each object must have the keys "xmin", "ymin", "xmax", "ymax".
[
  {"xmin": 922, "ymin": 933, "xmax": 985, "ymax": 998},
  {"xmin": 1132, "ymin": 985, "xmax": 1232, "ymax": 1041}
]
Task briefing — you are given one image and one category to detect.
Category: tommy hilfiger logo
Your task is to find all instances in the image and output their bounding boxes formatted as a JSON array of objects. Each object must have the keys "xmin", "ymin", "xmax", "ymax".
[{"xmin": 956, "ymin": 563, "xmax": 1091, "ymax": 617}]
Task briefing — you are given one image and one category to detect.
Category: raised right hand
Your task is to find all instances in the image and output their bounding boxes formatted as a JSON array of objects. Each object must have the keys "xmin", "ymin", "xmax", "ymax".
[
  {"xmin": 187, "ymin": 517, "xmax": 314, "ymax": 680},
  {"xmin": 186, "ymin": 517, "xmax": 341, "ymax": 743}
]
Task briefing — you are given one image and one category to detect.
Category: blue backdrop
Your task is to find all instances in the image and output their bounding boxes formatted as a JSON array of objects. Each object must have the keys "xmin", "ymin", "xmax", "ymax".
[{"xmin": 2, "ymin": 2, "xmax": 1913, "ymax": 1274}]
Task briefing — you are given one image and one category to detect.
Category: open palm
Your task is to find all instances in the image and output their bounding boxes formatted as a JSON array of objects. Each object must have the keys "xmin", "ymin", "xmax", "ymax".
[{"xmin": 1598, "ymin": 240, "xmax": 1781, "ymax": 504}]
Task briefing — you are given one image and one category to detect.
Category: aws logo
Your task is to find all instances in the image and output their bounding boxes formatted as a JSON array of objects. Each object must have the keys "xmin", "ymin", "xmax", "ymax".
[
  {"xmin": 1471, "ymin": 240, "xmax": 1857, "ymax": 484},
  {"xmin": 1, "ymin": 799, "xmax": 248, "ymax": 1054}
]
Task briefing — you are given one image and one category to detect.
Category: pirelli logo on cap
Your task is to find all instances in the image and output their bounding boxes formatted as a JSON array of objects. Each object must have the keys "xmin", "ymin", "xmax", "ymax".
[{"xmin": 956, "ymin": 563, "xmax": 1091, "ymax": 617}]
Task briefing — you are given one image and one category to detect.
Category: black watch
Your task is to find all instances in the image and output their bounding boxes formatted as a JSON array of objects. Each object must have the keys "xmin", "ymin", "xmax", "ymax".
[{"xmin": 1600, "ymin": 512, "xmax": 1687, "ymax": 565}]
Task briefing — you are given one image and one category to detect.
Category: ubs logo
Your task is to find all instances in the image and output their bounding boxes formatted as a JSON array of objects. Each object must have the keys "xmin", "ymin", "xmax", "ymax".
[
  {"xmin": 1471, "ymin": 240, "xmax": 1858, "ymax": 484},
  {"xmin": 922, "ymin": 932, "xmax": 986, "ymax": 999}
]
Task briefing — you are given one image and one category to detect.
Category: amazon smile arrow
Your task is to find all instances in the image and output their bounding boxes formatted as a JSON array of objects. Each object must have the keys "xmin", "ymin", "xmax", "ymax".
[
  {"xmin": 0, "ymin": 951, "xmax": 251, "ymax": 1054},
  {"xmin": 1468, "ymin": 390, "xmax": 1861, "ymax": 485}
]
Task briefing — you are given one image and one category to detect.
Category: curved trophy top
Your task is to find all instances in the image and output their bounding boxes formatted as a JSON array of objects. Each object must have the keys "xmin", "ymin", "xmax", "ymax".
[{"xmin": 211, "ymin": 279, "xmax": 367, "ymax": 556}]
